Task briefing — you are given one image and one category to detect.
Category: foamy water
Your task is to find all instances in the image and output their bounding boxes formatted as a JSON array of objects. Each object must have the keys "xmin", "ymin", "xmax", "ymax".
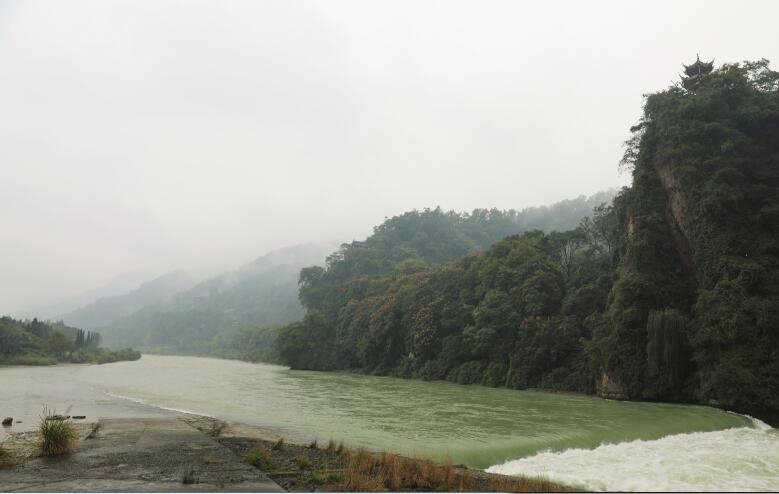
[{"xmin": 487, "ymin": 418, "xmax": 779, "ymax": 491}]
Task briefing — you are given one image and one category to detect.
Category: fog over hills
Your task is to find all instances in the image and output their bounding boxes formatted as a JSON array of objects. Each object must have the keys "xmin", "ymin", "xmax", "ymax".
[
  {"xmin": 13, "ymin": 270, "xmax": 159, "ymax": 321},
  {"xmin": 59, "ymin": 271, "xmax": 198, "ymax": 330},
  {"xmin": 99, "ymin": 242, "xmax": 338, "ymax": 353}
]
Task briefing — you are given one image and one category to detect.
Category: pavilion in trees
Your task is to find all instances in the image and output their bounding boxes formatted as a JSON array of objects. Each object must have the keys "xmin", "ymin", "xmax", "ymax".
[{"xmin": 681, "ymin": 54, "xmax": 714, "ymax": 90}]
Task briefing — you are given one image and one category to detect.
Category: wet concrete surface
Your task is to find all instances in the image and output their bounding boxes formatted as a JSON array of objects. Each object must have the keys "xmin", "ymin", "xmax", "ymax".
[{"xmin": 0, "ymin": 417, "xmax": 284, "ymax": 492}]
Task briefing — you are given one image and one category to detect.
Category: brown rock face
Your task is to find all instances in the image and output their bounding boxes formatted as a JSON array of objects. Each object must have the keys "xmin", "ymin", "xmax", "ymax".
[
  {"xmin": 655, "ymin": 165, "xmax": 697, "ymax": 282},
  {"xmin": 597, "ymin": 371, "xmax": 627, "ymax": 400}
]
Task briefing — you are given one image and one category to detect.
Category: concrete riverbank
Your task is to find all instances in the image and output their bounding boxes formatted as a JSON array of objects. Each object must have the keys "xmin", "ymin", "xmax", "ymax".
[{"xmin": 0, "ymin": 416, "xmax": 283, "ymax": 492}]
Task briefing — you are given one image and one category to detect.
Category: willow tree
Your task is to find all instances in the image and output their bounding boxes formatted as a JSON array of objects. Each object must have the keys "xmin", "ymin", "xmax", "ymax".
[{"xmin": 645, "ymin": 309, "xmax": 691, "ymax": 398}]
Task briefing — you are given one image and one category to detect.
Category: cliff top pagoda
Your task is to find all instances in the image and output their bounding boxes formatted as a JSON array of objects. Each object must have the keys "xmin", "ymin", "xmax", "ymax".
[{"xmin": 681, "ymin": 54, "xmax": 714, "ymax": 91}]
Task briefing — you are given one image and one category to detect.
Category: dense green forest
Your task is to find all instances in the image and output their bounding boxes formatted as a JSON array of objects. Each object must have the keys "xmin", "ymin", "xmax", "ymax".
[
  {"xmin": 277, "ymin": 60, "xmax": 779, "ymax": 421},
  {"xmin": 228, "ymin": 191, "xmax": 615, "ymax": 363},
  {"xmin": 0, "ymin": 316, "xmax": 140, "ymax": 365}
]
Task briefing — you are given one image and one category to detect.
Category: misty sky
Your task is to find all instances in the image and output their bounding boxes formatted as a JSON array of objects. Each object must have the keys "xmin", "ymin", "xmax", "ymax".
[{"xmin": 1, "ymin": 0, "xmax": 778, "ymax": 314}]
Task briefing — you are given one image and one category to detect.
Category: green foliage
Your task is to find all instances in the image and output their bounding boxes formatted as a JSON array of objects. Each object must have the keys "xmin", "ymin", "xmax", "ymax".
[
  {"xmin": 278, "ymin": 217, "xmax": 617, "ymax": 393},
  {"xmin": 296, "ymin": 193, "xmax": 615, "ymax": 315},
  {"xmin": 0, "ymin": 316, "xmax": 140, "ymax": 365},
  {"xmin": 645, "ymin": 309, "xmax": 691, "ymax": 399}
]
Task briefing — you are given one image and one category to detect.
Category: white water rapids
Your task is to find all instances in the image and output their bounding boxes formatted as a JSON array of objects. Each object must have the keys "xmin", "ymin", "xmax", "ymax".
[{"xmin": 487, "ymin": 417, "xmax": 779, "ymax": 491}]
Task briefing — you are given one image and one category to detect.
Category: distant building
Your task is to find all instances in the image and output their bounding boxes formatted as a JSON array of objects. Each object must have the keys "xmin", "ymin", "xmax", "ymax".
[
  {"xmin": 681, "ymin": 54, "xmax": 714, "ymax": 91},
  {"xmin": 341, "ymin": 240, "xmax": 369, "ymax": 249}
]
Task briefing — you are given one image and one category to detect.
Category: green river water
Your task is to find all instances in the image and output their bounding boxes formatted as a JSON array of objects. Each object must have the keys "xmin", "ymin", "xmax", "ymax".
[{"xmin": 2, "ymin": 354, "xmax": 777, "ymax": 491}]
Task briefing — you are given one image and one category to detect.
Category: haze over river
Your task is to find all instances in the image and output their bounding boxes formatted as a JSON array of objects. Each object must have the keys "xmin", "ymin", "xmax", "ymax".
[{"xmin": 2, "ymin": 354, "xmax": 777, "ymax": 491}]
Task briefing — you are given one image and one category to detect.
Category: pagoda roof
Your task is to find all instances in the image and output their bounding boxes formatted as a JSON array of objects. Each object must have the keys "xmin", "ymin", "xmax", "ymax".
[{"xmin": 683, "ymin": 54, "xmax": 714, "ymax": 76}]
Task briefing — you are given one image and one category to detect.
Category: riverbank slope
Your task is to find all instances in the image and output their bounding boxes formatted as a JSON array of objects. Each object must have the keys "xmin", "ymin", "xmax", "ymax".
[{"xmin": 0, "ymin": 415, "xmax": 571, "ymax": 492}]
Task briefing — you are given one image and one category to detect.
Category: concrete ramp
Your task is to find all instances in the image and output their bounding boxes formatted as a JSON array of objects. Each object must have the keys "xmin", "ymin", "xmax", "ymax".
[{"xmin": 0, "ymin": 418, "xmax": 284, "ymax": 492}]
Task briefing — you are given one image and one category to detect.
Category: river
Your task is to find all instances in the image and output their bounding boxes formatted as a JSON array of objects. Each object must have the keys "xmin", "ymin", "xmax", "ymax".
[{"xmin": 1, "ymin": 354, "xmax": 776, "ymax": 491}]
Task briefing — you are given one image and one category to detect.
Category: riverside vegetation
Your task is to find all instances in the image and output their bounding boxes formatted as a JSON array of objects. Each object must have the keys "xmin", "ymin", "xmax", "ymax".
[
  {"xmin": 39, "ymin": 408, "xmax": 78, "ymax": 456},
  {"xmin": 0, "ymin": 316, "xmax": 140, "ymax": 365},
  {"xmin": 196, "ymin": 421, "xmax": 570, "ymax": 492},
  {"xmin": 275, "ymin": 59, "xmax": 779, "ymax": 422}
]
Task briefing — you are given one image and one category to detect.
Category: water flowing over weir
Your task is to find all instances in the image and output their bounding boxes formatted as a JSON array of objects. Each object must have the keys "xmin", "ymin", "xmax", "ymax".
[
  {"xmin": 3, "ymin": 354, "xmax": 777, "ymax": 491},
  {"xmin": 487, "ymin": 418, "xmax": 779, "ymax": 491}
]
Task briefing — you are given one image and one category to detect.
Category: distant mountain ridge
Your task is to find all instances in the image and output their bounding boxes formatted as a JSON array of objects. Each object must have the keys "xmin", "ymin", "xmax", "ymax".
[
  {"xmin": 12, "ymin": 270, "xmax": 156, "ymax": 321},
  {"xmin": 100, "ymin": 242, "xmax": 338, "ymax": 353},
  {"xmin": 60, "ymin": 271, "xmax": 197, "ymax": 329}
]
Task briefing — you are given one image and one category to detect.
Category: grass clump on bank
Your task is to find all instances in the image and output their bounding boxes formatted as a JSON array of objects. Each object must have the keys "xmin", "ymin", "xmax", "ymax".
[
  {"xmin": 336, "ymin": 447, "xmax": 566, "ymax": 492},
  {"xmin": 181, "ymin": 468, "xmax": 199, "ymax": 484},
  {"xmin": 244, "ymin": 446, "xmax": 277, "ymax": 471},
  {"xmin": 39, "ymin": 408, "xmax": 77, "ymax": 456},
  {"xmin": 207, "ymin": 420, "xmax": 227, "ymax": 437},
  {"xmin": 295, "ymin": 453, "xmax": 312, "ymax": 470}
]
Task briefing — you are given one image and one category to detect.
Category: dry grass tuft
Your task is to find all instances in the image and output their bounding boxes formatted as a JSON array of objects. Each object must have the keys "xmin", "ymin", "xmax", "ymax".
[
  {"xmin": 207, "ymin": 420, "xmax": 227, "ymax": 437},
  {"xmin": 85, "ymin": 422, "xmax": 101, "ymax": 440},
  {"xmin": 181, "ymin": 468, "xmax": 198, "ymax": 484},
  {"xmin": 0, "ymin": 445, "xmax": 15, "ymax": 468},
  {"xmin": 272, "ymin": 437, "xmax": 284, "ymax": 450},
  {"xmin": 319, "ymin": 446, "xmax": 570, "ymax": 492},
  {"xmin": 307, "ymin": 439, "xmax": 318, "ymax": 449},
  {"xmin": 325, "ymin": 438, "xmax": 337, "ymax": 453},
  {"xmin": 295, "ymin": 452, "xmax": 312, "ymax": 470},
  {"xmin": 244, "ymin": 445, "xmax": 277, "ymax": 471}
]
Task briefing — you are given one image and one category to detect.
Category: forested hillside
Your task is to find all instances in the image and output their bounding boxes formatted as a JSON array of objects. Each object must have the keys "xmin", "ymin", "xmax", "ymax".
[
  {"xmin": 100, "ymin": 243, "xmax": 336, "ymax": 355},
  {"xmin": 264, "ymin": 192, "xmax": 614, "ymax": 366},
  {"xmin": 592, "ymin": 59, "xmax": 779, "ymax": 417},
  {"xmin": 0, "ymin": 316, "xmax": 140, "ymax": 365},
  {"xmin": 277, "ymin": 60, "xmax": 779, "ymax": 421},
  {"xmin": 295, "ymin": 191, "xmax": 615, "ymax": 311}
]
